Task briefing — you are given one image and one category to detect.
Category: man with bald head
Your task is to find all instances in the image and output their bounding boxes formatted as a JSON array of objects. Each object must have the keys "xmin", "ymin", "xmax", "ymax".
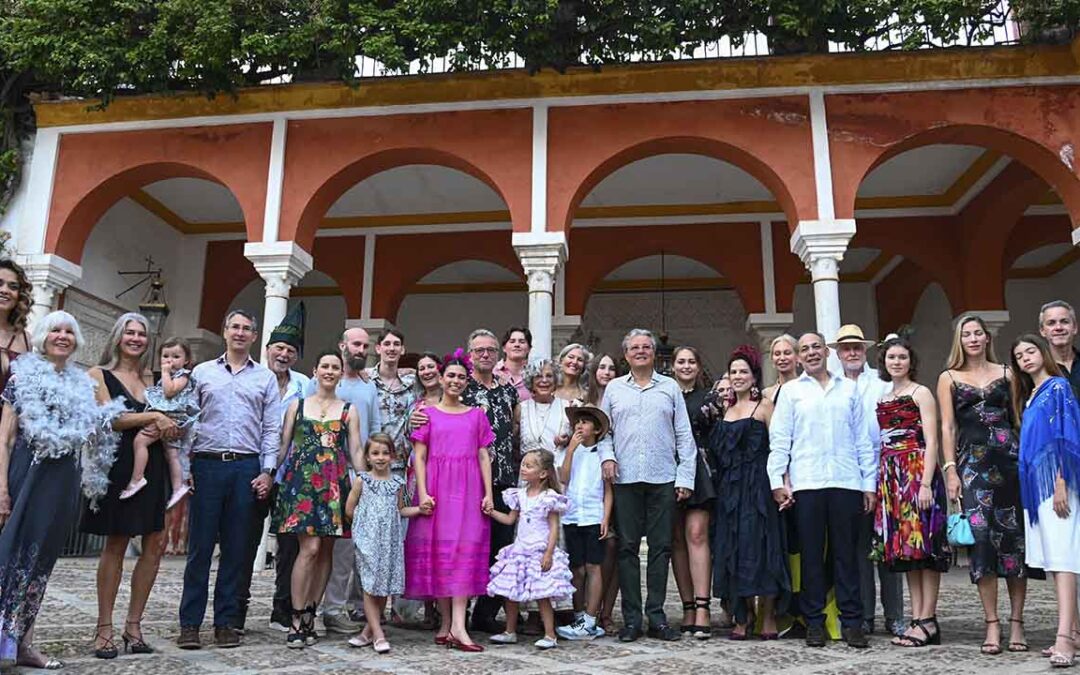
[
  {"xmin": 304, "ymin": 326, "xmax": 382, "ymax": 632},
  {"xmin": 767, "ymin": 331, "xmax": 876, "ymax": 649}
]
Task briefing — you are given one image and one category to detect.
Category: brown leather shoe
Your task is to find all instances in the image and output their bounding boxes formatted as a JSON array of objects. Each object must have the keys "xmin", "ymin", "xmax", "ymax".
[
  {"xmin": 176, "ymin": 626, "xmax": 201, "ymax": 650},
  {"xmin": 214, "ymin": 626, "xmax": 240, "ymax": 648}
]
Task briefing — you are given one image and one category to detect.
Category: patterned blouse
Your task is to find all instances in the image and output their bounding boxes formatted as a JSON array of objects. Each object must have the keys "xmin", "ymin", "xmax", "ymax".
[
  {"xmin": 365, "ymin": 367, "xmax": 418, "ymax": 471},
  {"xmin": 463, "ymin": 377, "xmax": 520, "ymax": 488}
]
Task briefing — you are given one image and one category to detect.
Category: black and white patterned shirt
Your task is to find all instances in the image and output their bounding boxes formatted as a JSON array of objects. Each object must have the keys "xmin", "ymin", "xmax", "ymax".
[{"xmin": 463, "ymin": 377, "xmax": 520, "ymax": 488}]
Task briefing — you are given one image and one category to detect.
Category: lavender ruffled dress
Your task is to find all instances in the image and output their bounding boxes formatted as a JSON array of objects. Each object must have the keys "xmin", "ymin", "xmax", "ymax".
[{"xmin": 486, "ymin": 488, "xmax": 575, "ymax": 603}]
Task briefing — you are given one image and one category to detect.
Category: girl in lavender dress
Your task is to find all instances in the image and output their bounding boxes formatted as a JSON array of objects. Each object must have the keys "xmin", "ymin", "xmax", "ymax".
[{"xmin": 486, "ymin": 449, "xmax": 575, "ymax": 650}]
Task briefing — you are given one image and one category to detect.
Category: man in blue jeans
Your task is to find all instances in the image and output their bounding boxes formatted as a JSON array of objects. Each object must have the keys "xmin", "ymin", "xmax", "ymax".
[{"xmin": 177, "ymin": 309, "xmax": 282, "ymax": 649}]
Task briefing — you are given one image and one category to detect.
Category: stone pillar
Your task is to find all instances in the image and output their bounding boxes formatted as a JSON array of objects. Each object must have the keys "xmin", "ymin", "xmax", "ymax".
[
  {"xmin": 552, "ymin": 315, "xmax": 583, "ymax": 357},
  {"xmin": 745, "ymin": 312, "xmax": 795, "ymax": 385},
  {"xmin": 19, "ymin": 253, "xmax": 82, "ymax": 330},
  {"xmin": 955, "ymin": 310, "xmax": 1010, "ymax": 337},
  {"xmin": 244, "ymin": 241, "xmax": 313, "ymax": 363},
  {"xmin": 791, "ymin": 219, "xmax": 856, "ymax": 343},
  {"xmin": 513, "ymin": 235, "xmax": 567, "ymax": 362}
]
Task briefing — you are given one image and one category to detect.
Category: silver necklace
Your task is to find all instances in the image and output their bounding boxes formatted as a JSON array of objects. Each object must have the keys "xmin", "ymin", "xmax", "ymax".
[{"xmin": 527, "ymin": 399, "xmax": 556, "ymax": 447}]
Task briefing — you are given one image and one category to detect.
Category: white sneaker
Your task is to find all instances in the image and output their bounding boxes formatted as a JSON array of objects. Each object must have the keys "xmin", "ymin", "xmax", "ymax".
[
  {"xmin": 557, "ymin": 619, "xmax": 601, "ymax": 641},
  {"xmin": 534, "ymin": 636, "xmax": 558, "ymax": 650},
  {"xmin": 268, "ymin": 620, "xmax": 290, "ymax": 633},
  {"xmin": 489, "ymin": 632, "xmax": 518, "ymax": 644}
]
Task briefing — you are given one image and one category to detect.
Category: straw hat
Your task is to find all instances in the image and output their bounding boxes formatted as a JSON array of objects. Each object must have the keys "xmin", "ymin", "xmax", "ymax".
[
  {"xmin": 827, "ymin": 324, "xmax": 875, "ymax": 348},
  {"xmin": 565, "ymin": 405, "xmax": 611, "ymax": 439}
]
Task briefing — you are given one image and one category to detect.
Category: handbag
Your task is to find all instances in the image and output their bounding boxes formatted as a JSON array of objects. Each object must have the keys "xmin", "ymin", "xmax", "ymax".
[{"xmin": 946, "ymin": 500, "xmax": 974, "ymax": 546}]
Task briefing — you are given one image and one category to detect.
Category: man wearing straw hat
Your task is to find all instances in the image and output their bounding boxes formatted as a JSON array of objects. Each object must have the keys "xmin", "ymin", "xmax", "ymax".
[{"xmin": 829, "ymin": 324, "xmax": 906, "ymax": 639}]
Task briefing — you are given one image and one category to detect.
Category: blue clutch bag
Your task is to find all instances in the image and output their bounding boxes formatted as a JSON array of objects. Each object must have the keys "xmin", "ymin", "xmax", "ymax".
[{"xmin": 947, "ymin": 509, "xmax": 974, "ymax": 547}]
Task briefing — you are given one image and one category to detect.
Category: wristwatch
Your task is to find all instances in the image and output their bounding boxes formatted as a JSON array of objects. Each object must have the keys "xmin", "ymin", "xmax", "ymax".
[{"xmin": 260, "ymin": 468, "xmax": 273, "ymax": 478}]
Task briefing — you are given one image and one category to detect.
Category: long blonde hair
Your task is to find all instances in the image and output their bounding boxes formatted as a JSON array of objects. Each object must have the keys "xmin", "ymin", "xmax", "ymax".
[
  {"xmin": 945, "ymin": 314, "xmax": 999, "ymax": 371},
  {"xmin": 522, "ymin": 449, "xmax": 562, "ymax": 494}
]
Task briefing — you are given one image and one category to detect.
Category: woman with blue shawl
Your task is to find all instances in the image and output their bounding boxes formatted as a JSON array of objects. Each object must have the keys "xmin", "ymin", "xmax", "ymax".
[{"xmin": 1010, "ymin": 334, "xmax": 1080, "ymax": 669}]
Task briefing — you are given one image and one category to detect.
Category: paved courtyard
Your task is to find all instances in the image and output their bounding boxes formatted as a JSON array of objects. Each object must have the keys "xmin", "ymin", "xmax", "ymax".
[{"xmin": 22, "ymin": 556, "xmax": 1069, "ymax": 674}]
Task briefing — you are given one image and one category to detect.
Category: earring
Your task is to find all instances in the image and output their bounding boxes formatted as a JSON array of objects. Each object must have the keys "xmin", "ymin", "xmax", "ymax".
[{"xmin": 750, "ymin": 385, "xmax": 761, "ymax": 401}]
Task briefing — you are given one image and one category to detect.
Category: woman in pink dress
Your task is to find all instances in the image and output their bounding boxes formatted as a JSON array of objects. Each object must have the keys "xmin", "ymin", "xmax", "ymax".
[{"xmin": 405, "ymin": 356, "xmax": 495, "ymax": 652}]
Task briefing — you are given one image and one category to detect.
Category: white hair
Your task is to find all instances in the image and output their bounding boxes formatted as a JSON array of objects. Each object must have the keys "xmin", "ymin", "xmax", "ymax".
[
  {"xmin": 468, "ymin": 328, "xmax": 499, "ymax": 347},
  {"xmin": 98, "ymin": 312, "xmax": 152, "ymax": 371},
  {"xmin": 31, "ymin": 310, "xmax": 84, "ymax": 354},
  {"xmin": 621, "ymin": 328, "xmax": 657, "ymax": 353}
]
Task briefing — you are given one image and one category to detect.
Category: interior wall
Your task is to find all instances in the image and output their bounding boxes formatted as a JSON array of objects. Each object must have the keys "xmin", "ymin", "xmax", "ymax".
[
  {"xmin": 791, "ymin": 281, "xmax": 879, "ymax": 342},
  {"xmin": 397, "ymin": 292, "xmax": 528, "ymax": 356}
]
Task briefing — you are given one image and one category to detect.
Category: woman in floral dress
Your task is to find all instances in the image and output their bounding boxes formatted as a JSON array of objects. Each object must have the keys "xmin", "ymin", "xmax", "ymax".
[
  {"xmin": 871, "ymin": 337, "xmax": 949, "ymax": 648},
  {"xmin": 273, "ymin": 350, "xmax": 361, "ymax": 645},
  {"xmin": 938, "ymin": 315, "xmax": 1036, "ymax": 654}
]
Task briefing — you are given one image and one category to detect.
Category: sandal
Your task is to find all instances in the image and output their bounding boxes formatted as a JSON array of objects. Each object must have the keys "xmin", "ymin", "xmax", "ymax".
[
  {"xmin": 1051, "ymin": 634, "xmax": 1076, "ymax": 668},
  {"xmin": 599, "ymin": 615, "xmax": 617, "ymax": 635},
  {"xmin": 287, "ymin": 609, "xmax": 306, "ymax": 649},
  {"xmin": 122, "ymin": 618, "xmax": 154, "ymax": 654},
  {"xmin": 894, "ymin": 617, "xmax": 940, "ymax": 648},
  {"xmin": 693, "ymin": 597, "xmax": 712, "ymax": 640},
  {"xmin": 680, "ymin": 600, "xmax": 697, "ymax": 634},
  {"xmin": 92, "ymin": 622, "xmax": 118, "ymax": 660},
  {"xmin": 302, "ymin": 603, "xmax": 318, "ymax": 646},
  {"xmin": 1007, "ymin": 617, "xmax": 1028, "ymax": 652},
  {"xmin": 1047, "ymin": 631, "xmax": 1080, "ymax": 657},
  {"xmin": 373, "ymin": 637, "xmax": 391, "ymax": 654},
  {"xmin": 16, "ymin": 646, "xmax": 64, "ymax": 670},
  {"xmin": 981, "ymin": 618, "xmax": 1002, "ymax": 655}
]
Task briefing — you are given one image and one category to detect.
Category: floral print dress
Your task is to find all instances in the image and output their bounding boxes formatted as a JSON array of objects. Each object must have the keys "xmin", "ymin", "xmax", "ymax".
[
  {"xmin": 273, "ymin": 400, "xmax": 352, "ymax": 537},
  {"xmin": 949, "ymin": 372, "xmax": 1034, "ymax": 582},
  {"xmin": 871, "ymin": 395, "xmax": 950, "ymax": 572}
]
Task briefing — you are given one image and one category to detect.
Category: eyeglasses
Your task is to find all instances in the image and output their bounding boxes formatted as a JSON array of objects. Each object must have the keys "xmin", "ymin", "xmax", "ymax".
[
  {"xmin": 471, "ymin": 347, "xmax": 498, "ymax": 355},
  {"xmin": 227, "ymin": 324, "xmax": 255, "ymax": 333}
]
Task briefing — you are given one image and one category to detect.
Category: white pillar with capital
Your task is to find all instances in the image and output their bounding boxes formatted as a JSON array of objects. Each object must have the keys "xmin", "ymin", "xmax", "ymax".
[
  {"xmin": 513, "ymin": 232, "xmax": 567, "ymax": 362},
  {"xmin": 790, "ymin": 219, "xmax": 856, "ymax": 343},
  {"xmin": 244, "ymin": 241, "xmax": 313, "ymax": 362},
  {"xmin": 19, "ymin": 253, "xmax": 83, "ymax": 330}
]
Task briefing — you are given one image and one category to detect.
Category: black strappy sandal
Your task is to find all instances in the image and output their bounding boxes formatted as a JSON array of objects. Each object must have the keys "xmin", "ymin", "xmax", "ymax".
[
  {"xmin": 981, "ymin": 618, "xmax": 1002, "ymax": 655},
  {"xmin": 1008, "ymin": 617, "xmax": 1028, "ymax": 652},
  {"xmin": 894, "ymin": 618, "xmax": 937, "ymax": 648},
  {"xmin": 693, "ymin": 597, "xmax": 712, "ymax": 640},
  {"xmin": 122, "ymin": 618, "xmax": 154, "ymax": 654},
  {"xmin": 287, "ymin": 609, "xmax": 306, "ymax": 649},
  {"xmin": 92, "ymin": 622, "xmax": 118, "ymax": 660},
  {"xmin": 680, "ymin": 600, "xmax": 698, "ymax": 634},
  {"xmin": 302, "ymin": 603, "xmax": 318, "ymax": 646}
]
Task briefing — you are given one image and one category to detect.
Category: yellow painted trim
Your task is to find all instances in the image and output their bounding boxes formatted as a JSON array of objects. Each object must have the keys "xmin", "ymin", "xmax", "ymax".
[
  {"xmin": 322, "ymin": 210, "xmax": 510, "ymax": 229},
  {"xmin": 854, "ymin": 150, "xmax": 1001, "ymax": 210},
  {"xmin": 1008, "ymin": 248, "xmax": 1080, "ymax": 279},
  {"xmin": 129, "ymin": 189, "xmax": 246, "ymax": 235},
  {"xmin": 35, "ymin": 44, "xmax": 1080, "ymax": 127}
]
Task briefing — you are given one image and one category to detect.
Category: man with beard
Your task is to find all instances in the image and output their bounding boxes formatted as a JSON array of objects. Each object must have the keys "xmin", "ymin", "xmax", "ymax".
[
  {"xmin": 1039, "ymin": 300, "xmax": 1080, "ymax": 395},
  {"xmin": 767, "ymin": 332, "xmax": 876, "ymax": 649},
  {"xmin": 305, "ymin": 326, "xmax": 381, "ymax": 633},
  {"xmin": 829, "ymin": 325, "xmax": 905, "ymax": 639},
  {"xmin": 250, "ymin": 304, "xmax": 311, "ymax": 633}
]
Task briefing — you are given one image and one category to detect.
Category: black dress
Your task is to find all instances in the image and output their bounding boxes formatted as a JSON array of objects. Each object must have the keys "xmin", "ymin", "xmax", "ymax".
[
  {"xmin": 80, "ymin": 370, "xmax": 167, "ymax": 536},
  {"xmin": 949, "ymin": 371, "xmax": 1040, "ymax": 582},
  {"xmin": 681, "ymin": 386, "xmax": 717, "ymax": 510},
  {"xmin": 709, "ymin": 412, "xmax": 790, "ymax": 624}
]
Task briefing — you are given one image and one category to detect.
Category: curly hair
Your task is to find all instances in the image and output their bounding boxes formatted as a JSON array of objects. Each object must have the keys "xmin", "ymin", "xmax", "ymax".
[{"xmin": 0, "ymin": 259, "xmax": 33, "ymax": 331}]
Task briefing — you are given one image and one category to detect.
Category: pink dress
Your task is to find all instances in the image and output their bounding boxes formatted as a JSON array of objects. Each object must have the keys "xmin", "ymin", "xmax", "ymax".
[
  {"xmin": 487, "ymin": 488, "xmax": 575, "ymax": 603},
  {"xmin": 404, "ymin": 407, "xmax": 495, "ymax": 599}
]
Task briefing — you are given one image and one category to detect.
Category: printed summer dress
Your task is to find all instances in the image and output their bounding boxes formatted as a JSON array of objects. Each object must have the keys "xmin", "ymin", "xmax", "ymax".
[
  {"xmin": 871, "ymin": 395, "xmax": 950, "ymax": 572},
  {"xmin": 273, "ymin": 399, "xmax": 352, "ymax": 537},
  {"xmin": 352, "ymin": 472, "xmax": 407, "ymax": 596}
]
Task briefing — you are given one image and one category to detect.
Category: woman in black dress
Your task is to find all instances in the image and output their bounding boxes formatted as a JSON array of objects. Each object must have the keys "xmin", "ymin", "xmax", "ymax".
[
  {"xmin": 937, "ymin": 314, "xmax": 1034, "ymax": 654},
  {"xmin": 671, "ymin": 346, "xmax": 717, "ymax": 638},
  {"xmin": 710, "ymin": 345, "xmax": 789, "ymax": 640},
  {"xmin": 81, "ymin": 313, "xmax": 179, "ymax": 659}
]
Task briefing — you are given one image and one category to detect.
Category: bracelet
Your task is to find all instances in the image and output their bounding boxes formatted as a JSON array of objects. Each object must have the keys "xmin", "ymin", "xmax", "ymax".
[{"xmin": 941, "ymin": 461, "xmax": 956, "ymax": 472}]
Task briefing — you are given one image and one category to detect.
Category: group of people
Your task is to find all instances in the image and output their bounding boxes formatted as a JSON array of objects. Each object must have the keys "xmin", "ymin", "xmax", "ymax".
[{"xmin": 0, "ymin": 249, "xmax": 1078, "ymax": 667}]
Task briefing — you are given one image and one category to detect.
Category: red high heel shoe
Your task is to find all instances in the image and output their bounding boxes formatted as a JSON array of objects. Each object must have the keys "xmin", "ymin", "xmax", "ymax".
[
  {"xmin": 434, "ymin": 634, "xmax": 450, "ymax": 646},
  {"xmin": 447, "ymin": 633, "xmax": 484, "ymax": 652}
]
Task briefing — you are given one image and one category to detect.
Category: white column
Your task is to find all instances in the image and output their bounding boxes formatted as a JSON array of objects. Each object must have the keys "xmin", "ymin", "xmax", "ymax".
[
  {"xmin": 530, "ymin": 104, "xmax": 549, "ymax": 234},
  {"xmin": 745, "ymin": 312, "xmax": 795, "ymax": 384},
  {"xmin": 790, "ymin": 219, "xmax": 856, "ymax": 343},
  {"xmin": 16, "ymin": 129, "xmax": 61, "ymax": 257},
  {"xmin": 260, "ymin": 118, "xmax": 288, "ymax": 243},
  {"xmin": 513, "ymin": 233, "xmax": 567, "ymax": 361},
  {"xmin": 244, "ymin": 241, "xmax": 313, "ymax": 362},
  {"xmin": 19, "ymin": 253, "xmax": 82, "ymax": 329}
]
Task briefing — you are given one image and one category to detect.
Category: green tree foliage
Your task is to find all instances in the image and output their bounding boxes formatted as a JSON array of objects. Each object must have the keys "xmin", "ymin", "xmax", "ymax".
[{"xmin": 0, "ymin": 0, "xmax": 1077, "ymax": 217}]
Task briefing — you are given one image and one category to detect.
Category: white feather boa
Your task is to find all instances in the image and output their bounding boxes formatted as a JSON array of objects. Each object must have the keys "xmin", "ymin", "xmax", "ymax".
[{"xmin": 8, "ymin": 353, "xmax": 126, "ymax": 508}]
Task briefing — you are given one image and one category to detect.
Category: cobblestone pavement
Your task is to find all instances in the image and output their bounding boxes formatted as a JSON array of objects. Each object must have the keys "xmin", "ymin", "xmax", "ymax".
[{"xmin": 18, "ymin": 557, "xmax": 1070, "ymax": 673}]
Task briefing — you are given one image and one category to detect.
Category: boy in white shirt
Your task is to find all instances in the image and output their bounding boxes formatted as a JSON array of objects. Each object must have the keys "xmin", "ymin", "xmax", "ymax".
[{"xmin": 557, "ymin": 407, "xmax": 613, "ymax": 640}]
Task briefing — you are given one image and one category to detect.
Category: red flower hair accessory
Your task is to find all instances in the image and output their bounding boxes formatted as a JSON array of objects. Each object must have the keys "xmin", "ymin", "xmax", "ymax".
[{"xmin": 441, "ymin": 347, "xmax": 474, "ymax": 374}]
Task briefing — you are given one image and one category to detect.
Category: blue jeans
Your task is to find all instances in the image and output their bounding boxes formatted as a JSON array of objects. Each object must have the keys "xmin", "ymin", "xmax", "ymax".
[{"xmin": 180, "ymin": 455, "xmax": 260, "ymax": 628}]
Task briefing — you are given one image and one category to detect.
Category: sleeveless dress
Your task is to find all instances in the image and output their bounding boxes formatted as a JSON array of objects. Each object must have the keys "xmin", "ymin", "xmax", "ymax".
[
  {"xmin": 682, "ymin": 386, "xmax": 717, "ymax": 510},
  {"xmin": 949, "ymin": 371, "xmax": 1033, "ymax": 582},
  {"xmin": 81, "ymin": 370, "xmax": 167, "ymax": 536},
  {"xmin": 404, "ymin": 406, "xmax": 494, "ymax": 599},
  {"xmin": 352, "ymin": 472, "xmax": 406, "ymax": 596},
  {"xmin": 486, "ymin": 488, "xmax": 576, "ymax": 603},
  {"xmin": 709, "ymin": 410, "xmax": 790, "ymax": 624},
  {"xmin": 0, "ymin": 375, "xmax": 82, "ymax": 662},
  {"xmin": 272, "ymin": 400, "xmax": 352, "ymax": 537},
  {"xmin": 871, "ymin": 395, "xmax": 950, "ymax": 572}
]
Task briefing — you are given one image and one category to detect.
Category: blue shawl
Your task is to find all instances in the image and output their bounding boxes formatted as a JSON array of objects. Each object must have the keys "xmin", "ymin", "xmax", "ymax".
[{"xmin": 1019, "ymin": 376, "xmax": 1080, "ymax": 524}]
